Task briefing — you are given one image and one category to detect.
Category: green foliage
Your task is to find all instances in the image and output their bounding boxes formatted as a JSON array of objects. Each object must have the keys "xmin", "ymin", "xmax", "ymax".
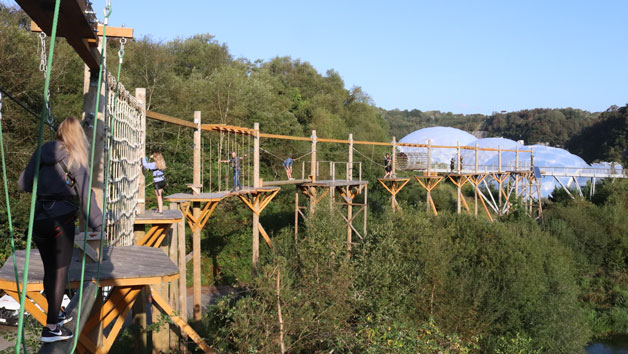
[{"xmin": 566, "ymin": 104, "xmax": 628, "ymax": 164}]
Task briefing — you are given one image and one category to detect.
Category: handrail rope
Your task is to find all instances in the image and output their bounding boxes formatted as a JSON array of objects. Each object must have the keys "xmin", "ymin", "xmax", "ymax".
[
  {"xmin": 353, "ymin": 146, "xmax": 386, "ymax": 168},
  {"xmin": 96, "ymin": 37, "xmax": 125, "ymax": 284},
  {"xmin": 260, "ymin": 147, "xmax": 313, "ymax": 162},
  {"xmin": 70, "ymin": 3, "xmax": 112, "ymax": 352},
  {"xmin": 15, "ymin": 0, "xmax": 62, "ymax": 352},
  {"xmin": 0, "ymin": 94, "xmax": 27, "ymax": 353}
]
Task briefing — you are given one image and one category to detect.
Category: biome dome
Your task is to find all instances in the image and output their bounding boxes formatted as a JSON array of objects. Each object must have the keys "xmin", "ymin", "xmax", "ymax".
[
  {"xmin": 398, "ymin": 127, "xmax": 476, "ymax": 164},
  {"xmin": 460, "ymin": 137, "xmax": 525, "ymax": 167}
]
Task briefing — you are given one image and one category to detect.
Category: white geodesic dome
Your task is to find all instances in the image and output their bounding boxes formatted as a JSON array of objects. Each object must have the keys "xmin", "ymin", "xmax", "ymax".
[
  {"xmin": 460, "ymin": 137, "xmax": 525, "ymax": 167},
  {"xmin": 398, "ymin": 127, "xmax": 476, "ymax": 164}
]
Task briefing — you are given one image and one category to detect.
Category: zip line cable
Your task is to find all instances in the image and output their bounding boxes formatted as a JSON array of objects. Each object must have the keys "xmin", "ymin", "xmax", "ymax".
[{"xmin": 15, "ymin": 0, "xmax": 62, "ymax": 352}]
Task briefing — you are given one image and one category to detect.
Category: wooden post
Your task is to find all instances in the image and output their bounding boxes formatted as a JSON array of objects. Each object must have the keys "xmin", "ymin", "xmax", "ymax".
[
  {"xmin": 426, "ymin": 140, "xmax": 431, "ymax": 212},
  {"xmin": 475, "ymin": 143, "xmax": 479, "ymax": 216},
  {"xmin": 348, "ymin": 134, "xmax": 353, "ymax": 181},
  {"xmin": 192, "ymin": 111, "xmax": 202, "ymax": 321},
  {"xmin": 498, "ymin": 145, "xmax": 502, "ymax": 209},
  {"xmin": 515, "ymin": 146, "xmax": 519, "ymax": 198},
  {"xmin": 253, "ymin": 123, "xmax": 260, "ymax": 268},
  {"xmin": 529, "ymin": 151, "xmax": 534, "ymax": 214},
  {"xmin": 309, "ymin": 130, "xmax": 317, "ymax": 216},
  {"xmin": 132, "ymin": 87, "xmax": 148, "ymax": 353},
  {"xmin": 457, "ymin": 141, "xmax": 461, "ymax": 214},
  {"xmin": 136, "ymin": 88, "xmax": 146, "ymax": 214},
  {"xmin": 392, "ymin": 137, "xmax": 397, "ymax": 178},
  {"xmin": 347, "ymin": 187, "xmax": 352, "ymax": 252},
  {"xmin": 311, "ymin": 130, "xmax": 317, "ymax": 183},
  {"xmin": 363, "ymin": 185, "xmax": 368, "ymax": 237},
  {"xmin": 168, "ymin": 203, "xmax": 179, "ymax": 351},
  {"xmin": 176, "ymin": 201, "xmax": 188, "ymax": 346}
]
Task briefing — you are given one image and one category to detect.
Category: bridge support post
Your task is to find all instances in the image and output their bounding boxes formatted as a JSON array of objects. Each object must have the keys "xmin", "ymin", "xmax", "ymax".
[
  {"xmin": 253, "ymin": 123, "xmax": 260, "ymax": 269},
  {"xmin": 192, "ymin": 111, "xmax": 202, "ymax": 321}
]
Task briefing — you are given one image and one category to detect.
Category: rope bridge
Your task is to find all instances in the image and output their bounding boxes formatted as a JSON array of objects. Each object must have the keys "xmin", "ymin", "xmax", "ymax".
[{"xmin": 105, "ymin": 72, "xmax": 144, "ymax": 246}]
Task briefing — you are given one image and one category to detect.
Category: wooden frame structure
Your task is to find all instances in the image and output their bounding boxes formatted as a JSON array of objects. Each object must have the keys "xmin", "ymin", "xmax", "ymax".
[
  {"xmin": 295, "ymin": 180, "xmax": 368, "ymax": 250},
  {"xmin": 134, "ymin": 209, "xmax": 183, "ymax": 248},
  {"xmin": 378, "ymin": 178, "xmax": 410, "ymax": 211},
  {"xmin": 0, "ymin": 247, "xmax": 211, "ymax": 354}
]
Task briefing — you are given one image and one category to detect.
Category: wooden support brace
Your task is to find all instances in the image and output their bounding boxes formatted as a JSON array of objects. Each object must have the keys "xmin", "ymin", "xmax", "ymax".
[{"xmin": 150, "ymin": 286, "xmax": 215, "ymax": 353}]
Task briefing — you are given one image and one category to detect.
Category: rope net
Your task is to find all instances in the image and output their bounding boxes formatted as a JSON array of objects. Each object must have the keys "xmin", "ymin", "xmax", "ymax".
[{"xmin": 105, "ymin": 72, "xmax": 144, "ymax": 246}]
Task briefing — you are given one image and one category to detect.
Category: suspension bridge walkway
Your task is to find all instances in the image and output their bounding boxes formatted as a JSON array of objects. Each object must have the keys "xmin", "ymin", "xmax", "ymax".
[{"xmin": 1, "ymin": 1, "xmax": 625, "ymax": 353}]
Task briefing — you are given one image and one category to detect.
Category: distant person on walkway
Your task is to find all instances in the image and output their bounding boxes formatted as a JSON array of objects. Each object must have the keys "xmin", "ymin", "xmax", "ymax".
[
  {"xmin": 283, "ymin": 155, "xmax": 294, "ymax": 180},
  {"xmin": 220, "ymin": 151, "xmax": 247, "ymax": 192},
  {"xmin": 459, "ymin": 155, "xmax": 464, "ymax": 171},
  {"xmin": 450, "ymin": 157, "xmax": 455, "ymax": 172},
  {"xmin": 142, "ymin": 152, "xmax": 167, "ymax": 213},
  {"xmin": 384, "ymin": 153, "xmax": 392, "ymax": 178},
  {"xmin": 19, "ymin": 117, "xmax": 102, "ymax": 343}
]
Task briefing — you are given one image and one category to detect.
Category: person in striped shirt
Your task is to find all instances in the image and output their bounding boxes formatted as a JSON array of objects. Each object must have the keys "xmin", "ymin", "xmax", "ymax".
[{"xmin": 143, "ymin": 152, "xmax": 166, "ymax": 213}]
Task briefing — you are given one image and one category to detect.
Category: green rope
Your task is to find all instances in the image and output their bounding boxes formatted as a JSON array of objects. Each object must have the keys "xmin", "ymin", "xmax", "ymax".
[
  {"xmin": 15, "ymin": 0, "xmax": 62, "ymax": 352},
  {"xmin": 96, "ymin": 38, "xmax": 125, "ymax": 284},
  {"xmin": 69, "ymin": 3, "xmax": 112, "ymax": 352},
  {"xmin": 0, "ymin": 95, "xmax": 27, "ymax": 353}
]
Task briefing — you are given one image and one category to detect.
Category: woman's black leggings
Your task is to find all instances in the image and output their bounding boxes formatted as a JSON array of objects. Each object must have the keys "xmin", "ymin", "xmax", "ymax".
[{"xmin": 33, "ymin": 212, "xmax": 76, "ymax": 325}]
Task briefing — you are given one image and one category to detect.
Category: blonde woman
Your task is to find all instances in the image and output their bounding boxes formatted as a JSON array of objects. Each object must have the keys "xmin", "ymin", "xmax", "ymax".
[
  {"xmin": 18, "ymin": 117, "xmax": 102, "ymax": 343},
  {"xmin": 142, "ymin": 152, "xmax": 166, "ymax": 213}
]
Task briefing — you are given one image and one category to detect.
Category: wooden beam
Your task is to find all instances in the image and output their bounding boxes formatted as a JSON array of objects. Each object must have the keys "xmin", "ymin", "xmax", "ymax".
[
  {"xmin": 19, "ymin": 0, "xmax": 101, "ymax": 69},
  {"xmin": 31, "ymin": 22, "xmax": 134, "ymax": 39},
  {"xmin": 146, "ymin": 110, "xmax": 197, "ymax": 128}
]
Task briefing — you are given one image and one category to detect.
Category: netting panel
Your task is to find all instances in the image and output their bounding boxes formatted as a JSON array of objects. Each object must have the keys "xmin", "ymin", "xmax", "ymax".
[{"xmin": 105, "ymin": 73, "xmax": 144, "ymax": 246}]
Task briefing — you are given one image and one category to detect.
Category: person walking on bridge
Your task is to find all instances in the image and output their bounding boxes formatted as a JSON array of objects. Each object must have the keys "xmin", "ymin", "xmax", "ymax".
[
  {"xmin": 18, "ymin": 117, "xmax": 102, "ymax": 343},
  {"xmin": 220, "ymin": 151, "xmax": 247, "ymax": 192},
  {"xmin": 283, "ymin": 155, "xmax": 294, "ymax": 180}
]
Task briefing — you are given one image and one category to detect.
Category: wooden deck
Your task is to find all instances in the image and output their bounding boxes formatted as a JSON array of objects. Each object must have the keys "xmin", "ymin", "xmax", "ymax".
[
  {"xmin": 164, "ymin": 186, "xmax": 280, "ymax": 202},
  {"xmin": 299, "ymin": 179, "xmax": 368, "ymax": 188},
  {"xmin": 0, "ymin": 246, "xmax": 179, "ymax": 292},
  {"xmin": 135, "ymin": 209, "xmax": 183, "ymax": 224}
]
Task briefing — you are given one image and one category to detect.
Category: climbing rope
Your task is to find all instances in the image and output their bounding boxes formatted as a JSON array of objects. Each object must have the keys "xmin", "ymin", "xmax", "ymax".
[
  {"xmin": 70, "ymin": 2, "xmax": 112, "ymax": 352},
  {"xmin": 15, "ymin": 0, "xmax": 62, "ymax": 352},
  {"xmin": 0, "ymin": 93, "xmax": 28, "ymax": 354},
  {"xmin": 97, "ymin": 37, "xmax": 126, "ymax": 283}
]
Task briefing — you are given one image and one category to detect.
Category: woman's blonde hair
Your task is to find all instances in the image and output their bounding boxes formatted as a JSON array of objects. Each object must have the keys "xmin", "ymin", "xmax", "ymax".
[
  {"xmin": 56, "ymin": 117, "xmax": 89, "ymax": 169},
  {"xmin": 152, "ymin": 152, "xmax": 166, "ymax": 170}
]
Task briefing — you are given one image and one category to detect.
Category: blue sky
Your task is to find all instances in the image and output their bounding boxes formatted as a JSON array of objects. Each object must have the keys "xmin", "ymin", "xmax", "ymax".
[{"xmin": 10, "ymin": 0, "xmax": 628, "ymax": 114}]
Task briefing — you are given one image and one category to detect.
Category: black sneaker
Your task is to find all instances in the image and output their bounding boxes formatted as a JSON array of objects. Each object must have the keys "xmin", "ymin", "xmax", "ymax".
[
  {"xmin": 40, "ymin": 325, "xmax": 73, "ymax": 343},
  {"xmin": 58, "ymin": 310, "xmax": 72, "ymax": 325}
]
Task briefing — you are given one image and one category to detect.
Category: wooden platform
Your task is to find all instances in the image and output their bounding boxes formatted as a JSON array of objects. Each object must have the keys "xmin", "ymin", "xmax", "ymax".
[
  {"xmin": 164, "ymin": 186, "xmax": 280, "ymax": 203},
  {"xmin": 0, "ymin": 246, "xmax": 179, "ymax": 292},
  {"xmin": 298, "ymin": 179, "xmax": 368, "ymax": 188},
  {"xmin": 262, "ymin": 178, "xmax": 310, "ymax": 186},
  {"xmin": 135, "ymin": 209, "xmax": 183, "ymax": 224}
]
